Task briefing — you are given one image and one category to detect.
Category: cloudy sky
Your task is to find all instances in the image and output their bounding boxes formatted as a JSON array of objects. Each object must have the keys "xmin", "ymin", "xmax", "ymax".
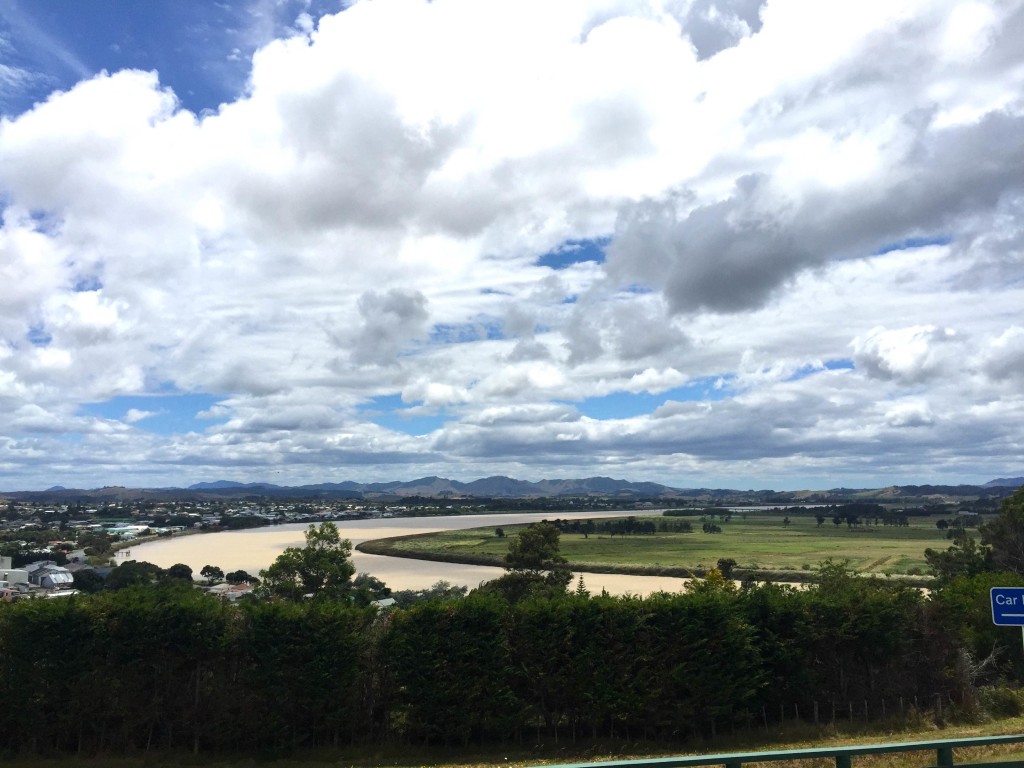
[{"xmin": 0, "ymin": 0, "xmax": 1022, "ymax": 491}]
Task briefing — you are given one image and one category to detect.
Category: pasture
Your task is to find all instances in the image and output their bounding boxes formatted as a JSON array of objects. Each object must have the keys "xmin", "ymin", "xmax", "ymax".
[{"xmin": 373, "ymin": 511, "xmax": 968, "ymax": 576}]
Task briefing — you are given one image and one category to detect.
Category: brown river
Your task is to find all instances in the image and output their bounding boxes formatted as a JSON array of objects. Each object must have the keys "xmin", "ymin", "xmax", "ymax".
[{"xmin": 130, "ymin": 510, "xmax": 691, "ymax": 596}]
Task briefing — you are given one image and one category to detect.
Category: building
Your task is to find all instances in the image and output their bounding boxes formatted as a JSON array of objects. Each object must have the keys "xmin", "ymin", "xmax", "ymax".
[{"xmin": 24, "ymin": 561, "xmax": 75, "ymax": 590}]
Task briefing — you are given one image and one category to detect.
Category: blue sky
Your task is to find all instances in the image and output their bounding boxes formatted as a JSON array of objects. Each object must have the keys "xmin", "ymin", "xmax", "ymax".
[
  {"xmin": 0, "ymin": 0, "xmax": 1022, "ymax": 491},
  {"xmin": 0, "ymin": 0, "xmax": 341, "ymax": 117},
  {"xmin": 79, "ymin": 393, "xmax": 226, "ymax": 434}
]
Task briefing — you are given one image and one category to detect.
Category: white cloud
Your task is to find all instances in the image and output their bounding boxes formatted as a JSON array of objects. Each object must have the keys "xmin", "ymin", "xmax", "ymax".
[
  {"xmin": 123, "ymin": 408, "xmax": 155, "ymax": 423},
  {"xmin": 851, "ymin": 325, "xmax": 959, "ymax": 385},
  {"xmin": 0, "ymin": 0, "xmax": 1023, "ymax": 489}
]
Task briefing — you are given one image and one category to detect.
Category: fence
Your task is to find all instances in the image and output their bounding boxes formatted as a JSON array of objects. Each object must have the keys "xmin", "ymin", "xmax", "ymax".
[{"xmin": 526, "ymin": 733, "xmax": 1024, "ymax": 768}]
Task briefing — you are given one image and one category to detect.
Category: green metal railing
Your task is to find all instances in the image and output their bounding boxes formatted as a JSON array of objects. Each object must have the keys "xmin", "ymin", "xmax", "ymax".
[{"xmin": 528, "ymin": 734, "xmax": 1024, "ymax": 768}]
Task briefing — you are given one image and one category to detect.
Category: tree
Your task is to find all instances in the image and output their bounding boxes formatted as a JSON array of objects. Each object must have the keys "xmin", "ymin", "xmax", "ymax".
[
  {"xmin": 391, "ymin": 580, "xmax": 467, "ymax": 608},
  {"xmin": 574, "ymin": 575, "xmax": 590, "ymax": 597},
  {"xmin": 225, "ymin": 569, "xmax": 258, "ymax": 584},
  {"xmin": 350, "ymin": 572, "xmax": 391, "ymax": 606},
  {"xmin": 71, "ymin": 568, "xmax": 104, "ymax": 593},
  {"xmin": 259, "ymin": 522, "xmax": 355, "ymax": 602},
  {"xmin": 164, "ymin": 563, "xmax": 193, "ymax": 582},
  {"xmin": 482, "ymin": 522, "xmax": 572, "ymax": 601},
  {"xmin": 200, "ymin": 564, "xmax": 224, "ymax": 582},
  {"xmin": 924, "ymin": 533, "xmax": 990, "ymax": 585},
  {"xmin": 686, "ymin": 565, "xmax": 736, "ymax": 594},
  {"xmin": 105, "ymin": 560, "xmax": 163, "ymax": 590},
  {"xmin": 504, "ymin": 522, "xmax": 566, "ymax": 573},
  {"xmin": 816, "ymin": 514, "xmax": 825, "ymax": 527},
  {"xmin": 494, "ymin": 527, "xmax": 505, "ymax": 538},
  {"xmin": 716, "ymin": 558, "xmax": 738, "ymax": 579},
  {"xmin": 981, "ymin": 487, "xmax": 1024, "ymax": 575}
]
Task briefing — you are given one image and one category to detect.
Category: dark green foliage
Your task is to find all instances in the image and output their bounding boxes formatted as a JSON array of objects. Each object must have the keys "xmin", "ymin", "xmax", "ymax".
[
  {"xmin": 504, "ymin": 521, "xmax": 565, "ymax": 571},
  {"xmin": 259, "ymin": 522, "xmax": 355, "ymax": 602},
  {"xmin": 163, "ymin": 562, "xmax": 194, "ymax": 581},
  {"xmin": 925, "ymin": 532, "xmax": 991, "ymax": 584},
  {"xmin": 717, "ymin": 557, "xmax": 738, "ymax": 578},
  {"xmin": 0, "ymin": 566, "xmax": 975, "ymax": 756},
  {"xmin": 71, "ymin": 568, "xmax": 105, "ymax": 593},
  {"xmin": 487, "ymin": 521, "xmax": 572, "ymax": 601},
  {"xmin": 933, "ymin": 570, "xmax": 1024, "ymax": 680},
  {"xmin": 225, "ymin": 569, "xmax": 258, "ymax": 584},
  {"xmin": 797, "ymin": 561, "xmax": 949, "ymax": 702},
  {"xmin": 350, "ymin": 572, "xmax": 390, "ymax": 605},
  {"xmin": 387, "ymin": 594, "xmax": 517, "ymax": 745},
  {"xmin": 551, "ymin": 516, "xmax": 657, "ymax": 536},
  {"xmin": 200, "ymin": 564, "xmax": 224, "ymax": 581},
  {"xmin": 391, "ymin": 579, "xmax": 468, "ymax": 607},
  {"xmin": 981, "ymin": 487, "xmax": 1024, "ymax": 574},
  {"xmin": 238, "ymin": 600, "xmax": 375, "ymax": 749},
  {"xmin": 105, "ymin": 559, "xmax": 163, "ymax": 590}
]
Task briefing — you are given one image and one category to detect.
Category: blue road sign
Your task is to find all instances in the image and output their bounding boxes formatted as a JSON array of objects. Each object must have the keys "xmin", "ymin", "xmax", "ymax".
[{"xmin": 991, "ymin": 587, "xmax": 1024, "ymax": 626}]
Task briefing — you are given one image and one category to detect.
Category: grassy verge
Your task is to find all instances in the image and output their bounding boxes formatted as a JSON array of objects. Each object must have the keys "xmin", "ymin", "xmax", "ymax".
[{"xmin": 4, "ymin": 715, "xmax": 1024, "ymax": 767}]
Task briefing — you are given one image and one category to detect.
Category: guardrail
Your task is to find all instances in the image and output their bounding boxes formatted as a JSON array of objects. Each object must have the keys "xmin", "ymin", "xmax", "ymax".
[{"xmin": 527, "ymin": 734, "xmax": 1024, "ymax": 768}]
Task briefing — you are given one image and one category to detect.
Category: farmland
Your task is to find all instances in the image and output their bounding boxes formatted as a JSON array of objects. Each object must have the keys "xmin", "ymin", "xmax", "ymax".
[{"xmin": 359, "ymin": 510, "xmax": 968, "ymax": 578}]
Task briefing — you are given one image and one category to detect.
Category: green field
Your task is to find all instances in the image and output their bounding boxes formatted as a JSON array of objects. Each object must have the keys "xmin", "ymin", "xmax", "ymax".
[{"xmin": 363, "ymin": 512, "xmax": 966, "ymax": 578}]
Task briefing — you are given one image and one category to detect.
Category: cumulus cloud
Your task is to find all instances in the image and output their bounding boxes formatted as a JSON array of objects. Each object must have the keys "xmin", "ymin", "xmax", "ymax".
[
  {"xmin": 349, "ymin": 288, "xmax": 430, "ymax": 366},
  {"xmin": 123, "ymin": 409, "xmax": 155, "ymax": 424},
  {"xmin": 0, "ymin": 0, "xmax": 1023, "ymax": 489},
  {"xmin": 851, "ymin": 325, "xmax": 959, "ymax": 385},
  {"xmin": 976, "ymin": 326, "xmax": 1024, "ymax": 382}
]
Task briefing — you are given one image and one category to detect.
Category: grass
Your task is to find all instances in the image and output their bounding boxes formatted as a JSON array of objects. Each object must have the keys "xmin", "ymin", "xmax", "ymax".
[
  {"xmin": 5, "ymin": 716, "xmax": 1024, "ymax": 767},
  {"xmin": 358, "ymin": 513, "xmax": 959, "ymax": 579}
]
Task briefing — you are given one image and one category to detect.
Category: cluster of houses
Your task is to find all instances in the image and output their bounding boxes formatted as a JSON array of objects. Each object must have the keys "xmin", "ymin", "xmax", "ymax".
[
  {"xmin": 0, "ymin": 552, "xmax": 263, "ymax": 603},
  {"xmin": 0, "ymin": 554, "xmax": 81, "ymax": 601}
]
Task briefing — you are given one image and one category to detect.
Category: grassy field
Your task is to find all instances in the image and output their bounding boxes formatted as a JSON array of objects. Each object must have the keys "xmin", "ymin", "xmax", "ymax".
[{"xmin": 362, "ymin": 512, "xmax": 964, "ymax": 577}]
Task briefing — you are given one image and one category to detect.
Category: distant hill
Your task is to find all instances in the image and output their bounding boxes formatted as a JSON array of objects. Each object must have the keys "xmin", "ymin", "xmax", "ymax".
[
  {"xmin": 3, "ymin": 477, "xmax": 1021, "ymax": 504},
  {"xmin": 985, "ymin": 477, "xmax": 1024, "ymax": 488},
  {"xmin": 188, "ymin": 481, "xmax": 284, "ymax": 491}
]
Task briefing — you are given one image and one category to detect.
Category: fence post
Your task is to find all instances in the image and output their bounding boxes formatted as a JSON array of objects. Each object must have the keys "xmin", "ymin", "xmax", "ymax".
[
  {"xmin": 936, "ymin": 745, "xmax": 953, "ymax": 767},
  {"xmin": 835, "ymin": 756, "xmax": 851, "ymax": 768},
  {"xmin": 814, "ymin": 701, "xmax": 819, "ymax": 725}
]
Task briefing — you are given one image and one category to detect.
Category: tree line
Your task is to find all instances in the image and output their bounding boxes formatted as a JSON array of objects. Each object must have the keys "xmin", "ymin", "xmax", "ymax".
[
  {"xmin": 0, "ymin": 488, "xmax": 1022, "ymax": 756},
  {"xmin": 3, "ymin": 563, "xmax": 1021, "ymax": 754}
]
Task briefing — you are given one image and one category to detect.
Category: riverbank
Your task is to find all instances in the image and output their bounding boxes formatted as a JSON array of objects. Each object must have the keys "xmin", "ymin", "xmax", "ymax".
[{"xmin": 130, "ymin": 510, "xmax": 696, "ymax": 595}]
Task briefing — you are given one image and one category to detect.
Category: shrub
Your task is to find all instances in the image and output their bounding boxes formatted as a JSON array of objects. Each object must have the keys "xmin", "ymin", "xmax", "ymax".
[{"xmin": 978, "ymin": 686, "xmax": 1024, "ymax": 718}]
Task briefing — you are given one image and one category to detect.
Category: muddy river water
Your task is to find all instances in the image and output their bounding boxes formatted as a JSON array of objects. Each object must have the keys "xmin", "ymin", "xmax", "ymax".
[{"xmin": 131, "ymin": 510, "xmax": 691, "ymax": 596}]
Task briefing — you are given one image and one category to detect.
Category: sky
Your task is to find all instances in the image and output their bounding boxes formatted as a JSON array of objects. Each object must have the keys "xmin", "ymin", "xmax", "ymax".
[{"xmin": 0, "ymin": 0, "xmax": 1022, "ymax": 492}]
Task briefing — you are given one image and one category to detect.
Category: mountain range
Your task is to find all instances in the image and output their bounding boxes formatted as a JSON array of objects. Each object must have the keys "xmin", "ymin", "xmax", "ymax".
[{"xmin": 1, "ymin": 474, "xmax": 1021, "ymax": 503}]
